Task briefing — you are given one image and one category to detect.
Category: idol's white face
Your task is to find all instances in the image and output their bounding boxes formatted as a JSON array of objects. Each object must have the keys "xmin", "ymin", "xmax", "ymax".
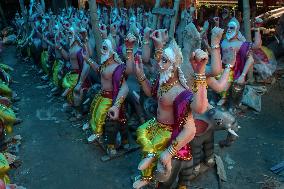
[
  {"xmin": 100, "ymin": 40, "xmax": 112, "ymax": 64},
  {"xmin": 226, "ymin": 21, "xmax": 237, "ymax": 41},
  {"xmin": 159, "ymin": 55, "xmax": 171, "ymax": 72},
  {"xmin": 158, "ymin": 55, "xmax": 174, "ymax": 85}
]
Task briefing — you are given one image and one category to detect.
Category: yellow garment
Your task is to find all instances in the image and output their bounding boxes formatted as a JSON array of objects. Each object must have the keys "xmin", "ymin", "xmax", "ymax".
[
  {"xmin": 136, "ymin": 118, "xmax": 172, "ymax": 178},
  {"xmin": 0, "ymin": 64, "xmax": 13, "ymax": 72},
  {"xmin": 89, "ymin": 93, "xmax": 113, "ymax": 135},
  {"xmin": 52, "ymin": 59, "xmax": 64, "ymax": 87},
  {"xmin": 0, "ymin": 81, "xmax": 12, "ymax": 99},
  {"xmin": 0, "ymin": 104, "xmax": 16, "ymax": 134},
  {"xmin": 62, "ymin": 72, "xmax": 79, "ymax": 104},
  {"xmin": 0, "ymin": 153, "xmax": 10, "ymax": 184},
  {"xmin": 40, "ymin": 50, "xmax": 49, "ymax": 75},
  {"xmin": 216, "ymin": 69, "xmax": 234, "ymax": 98}
]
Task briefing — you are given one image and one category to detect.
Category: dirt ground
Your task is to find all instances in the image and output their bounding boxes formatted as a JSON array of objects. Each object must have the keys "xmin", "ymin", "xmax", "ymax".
[{"xmin": 2, "ymin": 46, "xmax": 284, "ymax": 189}]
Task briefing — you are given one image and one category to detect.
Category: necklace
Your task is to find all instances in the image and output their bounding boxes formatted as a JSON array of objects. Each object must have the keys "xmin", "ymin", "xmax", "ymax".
[
  {"xmin": 100, "ymin": 58, "xmax": 113, "ymax": 73},
  {"xmin": 158, "ymin": 80, "xmax": 179, "ymax": 97}
]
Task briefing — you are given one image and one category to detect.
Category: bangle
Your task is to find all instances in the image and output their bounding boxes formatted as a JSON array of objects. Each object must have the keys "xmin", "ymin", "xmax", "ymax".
[
  {"xmin": 193, "ymin": 73, "xmax": 207, "ymax": 80},
  {"xmin": 87, "ymin": 58, "xmax": 94, "ymax": 65},
  {"xmin": 58, "ymin": 46, "xmax": 63, "ymax": 50},
  {"xmin": 126, "ymin": 48, "xmax": 133, "ymax": 53},
  {"xmin": 154, "ymin": 48, "xmax": 163, "ymax": 61},
  {"xmin": 241, "ymin": 73, "xmax": 246, "ymax": 77},
  {"xmin": 192, "ymin": 73, "xmax": 207, "ymax": 93},
  {"xmin": 146, "ymin": 152, "xmax": 156, "ymax": 158},
  {"xmin": 225, "ymin": 64, "xmax": 234, "ymax": 70},
  {"xmin": 137, "ymin": 74, "xmax": 146, "ymax": 83},
  {"xmin": 167, "ymin": 145, "xmax": 177, "ymax": 156},
  {"xmin": 114, "ymin": 96, "xmax": 124, "ymax": 108},
  {"xmin": 143, "ymin": 40, "xmax": 149, "ymax": 45},
  {"xmin": 211, "ymin": 44, "xmax": 220, "ymax": 49},
  {"xmin": 155, "ymin": 48, "xmax": 163, "ymax": 53}
]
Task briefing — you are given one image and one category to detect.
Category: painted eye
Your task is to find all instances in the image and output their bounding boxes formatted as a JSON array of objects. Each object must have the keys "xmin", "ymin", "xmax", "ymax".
[
  {"xmin": 162, "ymin": 57, "xmax": 167, "ymax": 64},
  {"xmin": 102, "ymin": 46, "xmax": 107, "ymax": 51}
]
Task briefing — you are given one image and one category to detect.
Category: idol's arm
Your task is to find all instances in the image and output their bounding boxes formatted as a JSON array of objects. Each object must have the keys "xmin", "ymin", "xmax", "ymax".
[
  {"xmin": 172, "ymin": 113, "xmax": 196, "ymax": 150},
  {"xmin": 252, "ymin": 29, "xmax": 262, "ymax": 49},
  {"xmin": 113, "ymin": 80, "xmax": 129, "ymax": 109},
  {"xmin": 207, "ymin": 66, "xmax": 231, "ymax": 93}
]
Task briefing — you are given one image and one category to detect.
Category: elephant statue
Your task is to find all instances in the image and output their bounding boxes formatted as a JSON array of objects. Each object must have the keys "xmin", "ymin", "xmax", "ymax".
[
  {"xmin": 155, "ymin": 107, "xmax": 239, "ymax": 188},
  {"xmin": 190, "ymin": 107, "xmax": 239, "ymax": 177}
]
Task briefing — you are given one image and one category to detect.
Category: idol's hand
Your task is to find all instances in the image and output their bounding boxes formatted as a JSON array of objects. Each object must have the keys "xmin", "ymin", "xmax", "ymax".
[
  {"xmin": 190, "ymin": 49, "xmax": 208, "ymax": 74},
  {"xmin": 159, "ymin": 150, "xmax": 172, "ymax": 173},
  {"xmin": 108, "ymin": 106, "xmax": 119, "ymax": 120},
  {"xmin": 213, "ymin": 17, "xmax": 220, "ymax": 27},
  {"xmin": 99, "ymin": 24, "xmax": 107, "ymax": 39},
  {"xmin": 134, "ymin": 55, "xmax": 144, "ymax": 78},
  {"xmin": 235, "ymin": 75, "xmax": 246, "ymax": 85},
  {"xmin": 211, "ymin": 27, "xmax": 224, "ymax": 46},
  {"xmin": 150, "ymin": 30, "xmax": 163, "ymax": 49},
  {"xmin": 110, "ymin": 22, "xmax": 118, "ymax": 36},
  {"xmin": 143, "ymin": 27, "xmax": 153, "ymax": 41},
  {"xmin": 125, "ymin": 33, "xmax": 137, "ymax": 49}
]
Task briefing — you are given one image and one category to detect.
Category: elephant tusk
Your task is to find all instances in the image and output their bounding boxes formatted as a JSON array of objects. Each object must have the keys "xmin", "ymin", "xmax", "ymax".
[{"xmin": 228, "ymin": 128, "xmax": 239, "ymax": 137}]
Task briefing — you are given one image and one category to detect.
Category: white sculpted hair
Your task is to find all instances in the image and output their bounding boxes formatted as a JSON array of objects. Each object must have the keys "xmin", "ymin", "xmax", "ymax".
[
  {"xmin": 164, "ymin": 40, "xmax": 189, "ymax": 90},
  {"xmin": 105, "ymin": 35, "xmax": 124, "ymax": 65}
]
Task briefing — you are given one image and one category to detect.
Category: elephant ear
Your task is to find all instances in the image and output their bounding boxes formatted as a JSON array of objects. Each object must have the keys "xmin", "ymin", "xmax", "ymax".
[{"xmin": 207, "ymin": 108, "xmax": 216, "ymax": 118}]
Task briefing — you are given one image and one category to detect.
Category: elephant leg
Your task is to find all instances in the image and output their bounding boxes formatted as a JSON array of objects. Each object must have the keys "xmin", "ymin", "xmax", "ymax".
[
  {"xmin": 157, "ymin": 159, "xmax": 182, "ymax": 189},
  {"xmin": 126, "ymin": 92, "xmax": 145, "ymax": 124},
  {"xmin": 190, "ymin": 137, "xmax": 203, "ymax": 167},
  {"xmin": 118, "ymin": 122, "xmax": 128, "ymax": 146},
  {"xmin": 203, "ymin": 131, "xmax": 215, "ymax": 167},
  {"xmin": 177, "ymin": 160, "xmax": 194, "ymax": 189},
  {"xmin": 104, "ymin": 121, "xmax": 119, "ymax": 150}
]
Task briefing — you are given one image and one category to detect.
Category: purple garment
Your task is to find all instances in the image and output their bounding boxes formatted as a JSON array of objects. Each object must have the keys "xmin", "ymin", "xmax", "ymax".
[
  {"xmin": 112, "ymin": 64, "xmax": 126, "ymax": 103},
  {"xmin": 172, "ymin": 90, "xmax": 194, "ymax": 159},
  {"xmin": 76, "ymin": 49, "xmax": 90, "ymax": 89},
  {"xmin": 234, "ymin": 42, "xmax": 251, "ymax": 80},
  {"xmin": 111, "ymin": 64, "xmax": 127, "ymax": 121},
  {"xmin": 151, "ymin": 75, "xmax": 194, "ymax": 159},
  {"xmin": 117, "ymin": 45, "xmax": 123, "ymax": 55}
]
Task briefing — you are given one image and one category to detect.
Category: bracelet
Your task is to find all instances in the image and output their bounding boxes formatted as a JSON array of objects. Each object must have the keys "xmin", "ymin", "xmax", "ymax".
[
  {"xmin": 192, "ymin": 73, "xmax": 208, "ymax": 93},
  {"xmin": 225, "ymin": 64, "xmax": 234, "ymax": 70},
  {"xmin": 126, "ymin": 48, "xmax": 133, "ymax": 54},
  {"xmin": 58, "ymin": 46, "xmax": 63, "ymax": 50},
  {"xmin": 211, "ymin": 44, "xmax": 220, "ymax": 49},
  {"xmin": 87, "ymin": 58, "xmax": 94, "ymax": 65},
  {"xmin": 146, "ymin": 152, "xmax": 156, "ymax": 159},
  {"xmin": 114, "ymin": 96, "xmax": 124, "ymax": 108},
  {"xmin": 167, "ymin": 145, "xmax": 177, "ymax": 156},
  {"xmin": 241, "ymin": 73, "xmax": 246, "ymax": 77},
  {"xmin": 155, "ymin": 48, "xmax": 163, "ymax": 54},
  {"xmin": 154, "ymin": 48, "xmax": 163, "ymax": 61},
  {"xmin": 137, "ymin": 74, "xmax": 146, "ymax": 83},
  {"xmin": 193, "ymin": 73, "xmax": 207, "ymax": 80},
  {"xmin": 143, "ymin": 40, "xmax": 149, "ymax": 45}
]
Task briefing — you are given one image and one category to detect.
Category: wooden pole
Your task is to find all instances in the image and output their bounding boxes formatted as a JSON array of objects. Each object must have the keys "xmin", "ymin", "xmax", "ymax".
[
  {"xmin": 89, "ymin": 0, "xmax": 102, "ymax": 61},
  {"xmin": 169, "ymin": 0, "xmax": 181, "ymax": 38},
  {"xmin": 41, "ymin": 0, "xmax": 45, "ymax": 12},
  {"xmin": 242, "ymin": 0, "xmax": 254, "ymax": 82},
  {"xmin": 114, "ymin": 0, "xmax": 118, "ymax": 7},
  {"xmin": 0, "ymin": 2, "xmax": 7, "ymax": 26},
  {"xmin": 65, "ymin": 0, "xmax": 69, "ymax": 8},
  {"xmin": 242, "ymin": 0, "xmax": 251, "ymax": 42},
  {"xmin": 151, "ymin": 0, "xmax": 161, "ymax": 30}
]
